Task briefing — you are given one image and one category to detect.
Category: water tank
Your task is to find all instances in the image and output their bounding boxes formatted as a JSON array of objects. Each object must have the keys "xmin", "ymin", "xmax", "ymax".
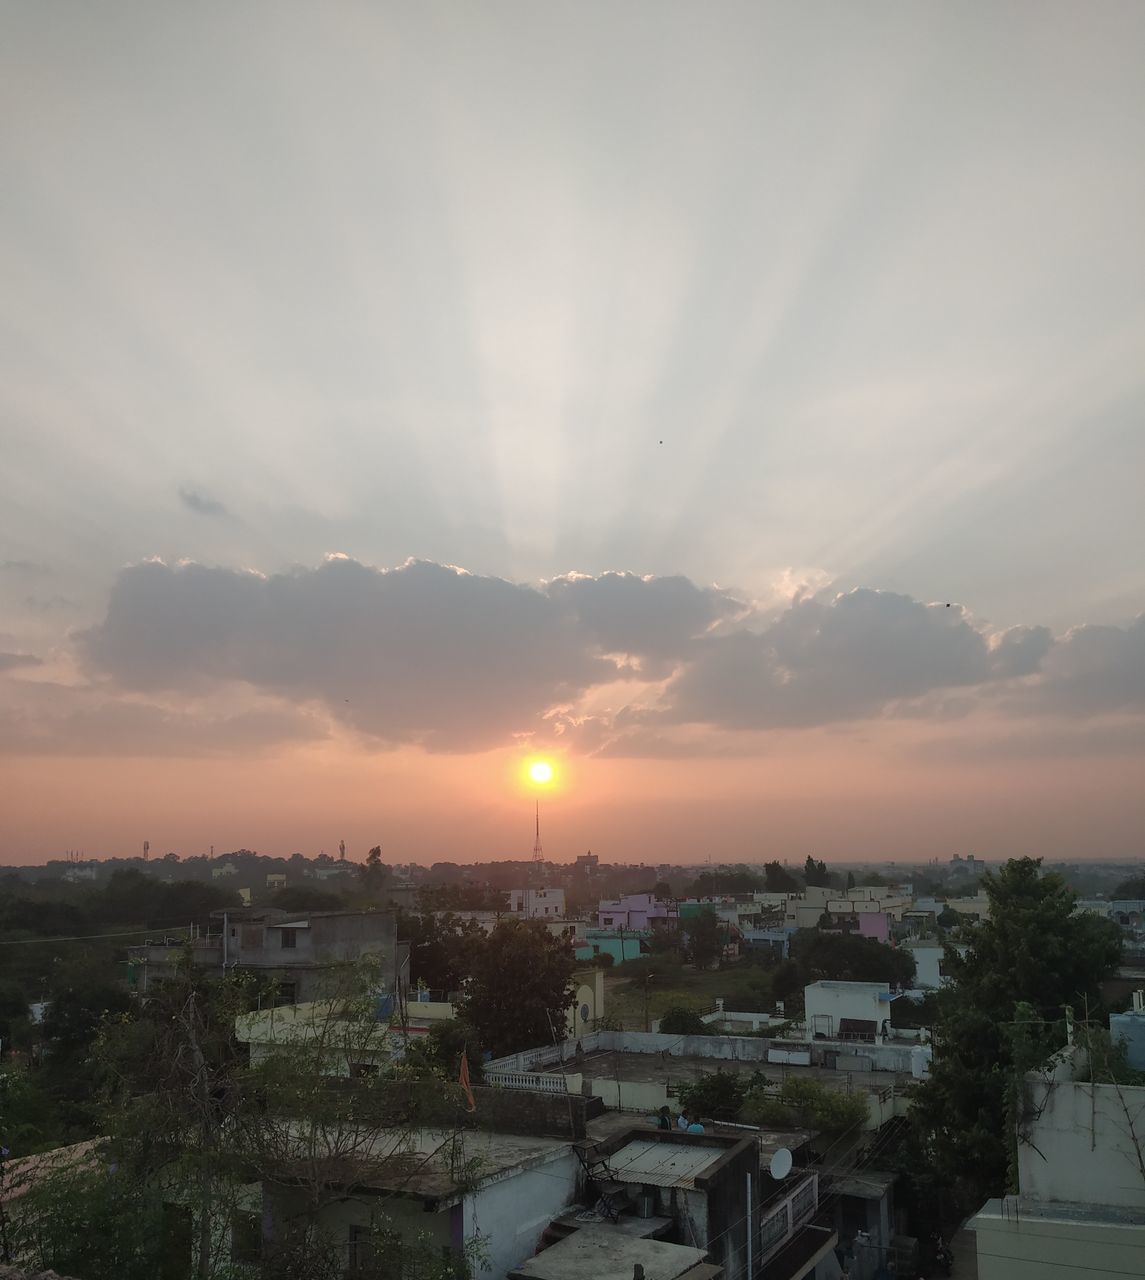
[{"xmin": 1110, "ymin": 1010, "xmax": 1145, "ymax": 1071}]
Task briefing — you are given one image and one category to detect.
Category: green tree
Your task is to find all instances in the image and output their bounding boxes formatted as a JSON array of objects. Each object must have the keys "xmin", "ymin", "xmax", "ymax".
[
  {"xmin": 658, "ymin": 1007, "xmax": 707, "ymax": 1036},
  {"xmin": 677, "ymin": 1070, "xmax": 748, "ymax": 1122},
  {"xmin": 270, "ymin": 885, "xmax": 345, "ymax": 912},
  {"xmin": 789, "ymin": 930, "xmax": 916, "ymax": 989},
  {"xmin": 936, "ymin": 905, "xmax": 961, "ymax": 929},
  {"xmin": 1112, "ymin": 873, "xmax": 1145, "ymax": 899},
  {"xmin": 399, "ymin": 911, "xmax": 485, "ymax": 995},
  {"xmin": 456, "ymin": 919, "xmax": 576, "ymax": 1057},
  {"xmin": 685, "ymin": 910, "xmax": 722, "ymax": 969},
  {"xmin": 743, "ymin": 1076, "xmax": 869, "ymax": 1138},
  {"xmin": 5, "ymin": 1164, "xmax": 166, "ymax": 1280},
  {"xmin": 845, "ymin": 871, "xmax": 856, "ymax": 891},
  {"xmin": 803, "ymin": 856, "xmax": 830, "ymax": 888},
  {"xmin": 910, "ymin": 857, "xmax": 1123, "ymax": 1217},
  {"xmin": 359, "ymin": 845, "xmax": 390, "ymax": 897},
  {"xmin": 764, "ymin": 862, "xmax": 800, "ymax": 893}
]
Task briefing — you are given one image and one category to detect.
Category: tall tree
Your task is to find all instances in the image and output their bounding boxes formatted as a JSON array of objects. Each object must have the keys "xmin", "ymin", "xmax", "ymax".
[
  {"xmin": 685, "ymin": 910, "xmax": 723, "ymax": 970},
  {"xmin": 803, "ymin": 856, "xmax": 830, "ymax": 887},
  {"xmin": 456, "ymin": 919, "xmax": 576, "ymax": 1057},
  {"xmin": 910, "ymin": 858, "xmax": 1122, "ymax": 1217},
  {"xmin": 763, "ymin": 861, "xmax": 799, "ymax": 893}
]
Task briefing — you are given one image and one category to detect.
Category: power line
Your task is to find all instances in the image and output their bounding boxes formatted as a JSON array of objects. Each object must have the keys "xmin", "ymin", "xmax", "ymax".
[{"xmin": 0, "ymin": 924, "xmax": 194, "ymax": 946}]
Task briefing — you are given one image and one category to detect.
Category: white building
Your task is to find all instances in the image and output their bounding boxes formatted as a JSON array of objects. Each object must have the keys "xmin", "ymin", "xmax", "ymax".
[
  {"xmin": 901, "ymin": 940, "xmax": 968, "ymax": 990},
  {"xmin": 509, "ymin": 887, "xmax": 566, "ymax": 918},
  {"xmin": 971, "ymin": 1043, "xmax": 1145, "ymax": 1277},
  {"xmin": 804, "ymin": 980, "xmax": 896, "ymax": 1041}
]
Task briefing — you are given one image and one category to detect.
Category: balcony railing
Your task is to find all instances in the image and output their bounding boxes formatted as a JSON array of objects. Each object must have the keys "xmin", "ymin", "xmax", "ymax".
[{"xmin": 759, "ymin": 1172, "xmax": 819, "ymax": 1264}]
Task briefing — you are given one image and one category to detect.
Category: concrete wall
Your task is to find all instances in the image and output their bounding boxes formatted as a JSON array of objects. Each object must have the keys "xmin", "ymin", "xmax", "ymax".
[
  {"xmin": 974, "ymin": 1200, "xmax": 1145, "ymax": 1279},
  {"xmin": 1018, "ymin": 1073, "xmax": 1145, "ymax": 1211},
  {"xmin": 805, "ymin": 983, "xmax": 892, "ymax": 1037},
  {"xmin": 462, "ymin": 1151, "xmax": 580, "ymax": 1280}
]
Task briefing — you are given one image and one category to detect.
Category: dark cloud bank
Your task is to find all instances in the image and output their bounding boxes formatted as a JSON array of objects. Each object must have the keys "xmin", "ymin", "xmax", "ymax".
[{"xmin": 69, "ymin": 556, "xmax": 1145, "ymax": 755}]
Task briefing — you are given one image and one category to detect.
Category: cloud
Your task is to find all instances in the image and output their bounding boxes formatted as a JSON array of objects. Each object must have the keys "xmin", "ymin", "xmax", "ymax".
[
  {"xmin": 545, "ymin": 571, "xmax": 745, "ymax": 676},
  {"xmin": 79, "ymin": 558, "xmax": 620, "ymax": 750},
  {"xmin": 0, "ymin": 560, "xmax": 46, "ymax": 574},
  {"xmin": 1019, "ymin": 616, "xmax": 1145, "ymax": 716},
  {"xmin": 0, "ymin": 680, "xmax": 325, "ymax": 757},
  {"xmin": 69, "ymin": 559, "xmax": 1145, "ymax": 755},
  {"xmin": 0, "ymin": 652, "xmax": 43, "ymax": 673},
  {"xmin": 667, "ymin": 590, "xmax": 1003, "ymax": 729},
  {"xmin": 178, "ymin": 487, "xmax": 231, "ymax": 518}
]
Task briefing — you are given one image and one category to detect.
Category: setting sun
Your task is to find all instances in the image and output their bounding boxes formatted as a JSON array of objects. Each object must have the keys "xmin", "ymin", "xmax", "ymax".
[{"xmin": 528, "ymin": 760, "xmax": 554, "ymax": 785}]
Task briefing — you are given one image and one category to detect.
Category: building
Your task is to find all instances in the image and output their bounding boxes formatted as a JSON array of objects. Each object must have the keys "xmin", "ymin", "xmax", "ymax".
[
  {"xmin": 574, "ymin": 928, "xmax": 644, "ymax": 966},
  {"xmin": 900, "ymin": 940, "xmax": 968, "ymax": 991},
  {"xmin": 970, "ymin": 1041, "xmax": 1145, "ymax": 1277},
  {"xmin": 598, "ymin": 894, "xmax": 679, "ymax": 932},
  {"xmin": 573, "ymin": 851, "xmax": 599, "ymax": 876},
  {"xmin": 804, "ymin": 981, "xmax": 898, "ymax": 1042},
  {"xmin": 265, "ymin": 872, "xmax": 286, "ymax": 890},
  {"xmin": 127, "ymin": 907, "xmax": 407, "ymax": 1004},
  {"xmin": 510, "ymin": 887, "xmax": 567, "ymax": 918}
]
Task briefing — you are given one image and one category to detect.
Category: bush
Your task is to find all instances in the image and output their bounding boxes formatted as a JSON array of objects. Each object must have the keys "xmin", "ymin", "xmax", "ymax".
[
  {"xmin": 742, "ymin": 1076, "xmax": 869, "ymax": 1137},
  {"xmin": 591, "ymin": 952, "xmax": 615, "ymax": 969},
  {"xmin": 677, "ymin": 1069, "xmax": 749, "ymax": 1122},
  {"xmin": 658, "ymin": 1007, "xmax": 707, "ymax": 1035}
]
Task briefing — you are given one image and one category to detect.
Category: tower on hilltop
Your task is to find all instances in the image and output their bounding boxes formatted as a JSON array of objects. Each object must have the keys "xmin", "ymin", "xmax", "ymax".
[{"xmin": 532, "ymin": 800, "xmax": 543, "ymax": 863}]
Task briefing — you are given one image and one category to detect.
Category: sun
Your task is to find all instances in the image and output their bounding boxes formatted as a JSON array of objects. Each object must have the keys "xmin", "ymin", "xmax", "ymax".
[{"xmin": 528, "ymin": 760, "xmax": 554, "ymax": 785}]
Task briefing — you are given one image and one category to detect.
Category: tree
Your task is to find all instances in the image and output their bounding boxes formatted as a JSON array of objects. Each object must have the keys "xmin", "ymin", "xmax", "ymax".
[
  {"xmin": 270, "ymin": 885, "xmax": 345, "ymax": 912},
  {"xmin": 456, "ymin": 920, "xmax": 576, "ymax": 1057},
  {"xmin": 359, "ymin": 846, "xmax": 390, "ymax": 897},
  {"xmin": 685, "ymin": 910, "xmax": 722, "ymax": 969},
  {"xmin": 743, "ymin": 1076, "xmax": 869, "ymax": 1138},
  {"xmin": 658, "ymin": 1007, "xmax": 707, "ymax": 1036},
  {"xmin": 764, "ymin": 862, "xmax": 799, "ymax": 894},
  {"xmin": 803, "ymin": 856, "xmax": 830, "ymax": 888},
  {"xmin": 789, "ymin": 930, "xmax": 916, "ymax": 989},
  {"xmin": 910, "ymin": 857, "xmax": 1123, "ymax": 1218},
  {"xmin": 1113, "ymin": 873, "xmax": 1145, "ymax": 899},
  {"xmin": 936, "ymin": 905, "xmax": 961, "ymax": 929},
  {"xmin": 399, "ymin": 912, "xmax": 485, "ymax": 995},
  {"xmin": 846, "ymin": 871, "xmax": 856, "ymax": 891},
  {"xmin": 677, "ymin": 1070, "xmax": 749, "ymax": 1122}
]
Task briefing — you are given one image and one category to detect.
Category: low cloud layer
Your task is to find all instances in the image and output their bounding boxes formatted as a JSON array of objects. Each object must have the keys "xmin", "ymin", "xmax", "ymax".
[
  {"xmin": 178, "ymin": 488, "xmax": 231, "ymax": 518},
  {"xmin": 64, "ymin": 556, "xmax": 1145, "ymax": 756}
]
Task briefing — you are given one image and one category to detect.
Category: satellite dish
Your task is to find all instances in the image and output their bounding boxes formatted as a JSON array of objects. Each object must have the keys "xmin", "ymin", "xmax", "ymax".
[{"xmin": 769, "ymin": 1148, "xmax": 793, "ymax": 1180}]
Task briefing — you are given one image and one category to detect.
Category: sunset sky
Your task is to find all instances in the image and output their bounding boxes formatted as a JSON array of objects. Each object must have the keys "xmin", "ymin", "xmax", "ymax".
[{"xmin": 2, "ymin": 4, "xmax": 1143, "ymax": 865}]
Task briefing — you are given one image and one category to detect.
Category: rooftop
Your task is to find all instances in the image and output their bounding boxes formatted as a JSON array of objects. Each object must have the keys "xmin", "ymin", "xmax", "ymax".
[
  {"xmin": 547, "ymin": 1047, "xmax": 912, "ymax": 1094},
  {"xmin": 510, "ymin": 1224, "xmax": 710, "ymax": 1280}
]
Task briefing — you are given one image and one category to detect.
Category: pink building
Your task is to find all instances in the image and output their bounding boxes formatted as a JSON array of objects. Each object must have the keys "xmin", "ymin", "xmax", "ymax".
[{"xmin": 597, "ymin": 893, "xmax": 678, "ymax": 931}]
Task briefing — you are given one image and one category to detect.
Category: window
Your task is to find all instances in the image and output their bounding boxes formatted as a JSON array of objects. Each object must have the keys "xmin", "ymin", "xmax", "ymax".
[
  {"xmin": 280, "ymin": 928, "xmax": 297, "ymax": 949},
  {"xmin": 231, "ymin": 1211, "xmax": 262, "ymax": 1264}
]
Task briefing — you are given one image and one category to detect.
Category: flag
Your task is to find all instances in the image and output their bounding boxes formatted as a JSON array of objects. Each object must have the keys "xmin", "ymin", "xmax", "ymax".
[{"xmin": 459, "ymin": 1049, "xmax": 477, "ymax": 1113}]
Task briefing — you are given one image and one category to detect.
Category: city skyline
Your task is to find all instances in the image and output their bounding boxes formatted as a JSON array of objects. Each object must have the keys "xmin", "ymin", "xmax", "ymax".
[{"xmin": 2, "ymin": 5, "xmax": 1143, "ymax": 863}]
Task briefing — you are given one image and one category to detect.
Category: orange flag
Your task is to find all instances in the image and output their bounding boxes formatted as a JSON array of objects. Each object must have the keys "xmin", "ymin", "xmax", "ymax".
[{"xmin": 459, "ymin": 1049, "xmax": 477, "ymax": 1113}]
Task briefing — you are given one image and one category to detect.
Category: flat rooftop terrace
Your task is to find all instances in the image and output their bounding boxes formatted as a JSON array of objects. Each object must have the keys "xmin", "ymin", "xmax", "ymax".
[{"xmin": 544, "ymin": 1048, "xmax": 912, "ymax": 1093}]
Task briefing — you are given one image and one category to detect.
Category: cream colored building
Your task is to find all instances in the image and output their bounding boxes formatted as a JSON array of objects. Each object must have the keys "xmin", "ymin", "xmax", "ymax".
[{"xmin": 971, "ymin": 1044, "xmax": 1145, "ymax": 1277}]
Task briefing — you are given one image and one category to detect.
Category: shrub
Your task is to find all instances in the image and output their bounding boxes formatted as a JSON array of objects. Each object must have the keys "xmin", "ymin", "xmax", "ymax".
[
  {"xmin": 677, "ymin": 1069, "xmax": 748, "ymax": 1122},
  {"xmin": 658, "ymin": 1007, "xmax": 707, "ymax": 1036}
]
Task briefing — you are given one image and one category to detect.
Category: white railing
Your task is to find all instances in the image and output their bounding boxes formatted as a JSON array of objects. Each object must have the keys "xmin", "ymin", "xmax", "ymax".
[
  {"xmin": 759, "ymin": 1172, "xmax": 819, "ymax": 1263},
  {"xmin": 484, "ymin": 1070, "xmax": 569, "ymax": 1094}
]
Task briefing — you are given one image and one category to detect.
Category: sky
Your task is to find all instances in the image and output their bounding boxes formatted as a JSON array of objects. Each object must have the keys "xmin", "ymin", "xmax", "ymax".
[{"xmin": 2, "ymin": 3, "xmax": 1143, "ymax": 865}]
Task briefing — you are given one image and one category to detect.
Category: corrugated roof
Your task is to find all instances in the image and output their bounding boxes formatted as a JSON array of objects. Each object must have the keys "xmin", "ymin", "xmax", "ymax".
[{"xmin": 605, "ymin": 1139, "xmax": 724, "ymax": 1188}]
